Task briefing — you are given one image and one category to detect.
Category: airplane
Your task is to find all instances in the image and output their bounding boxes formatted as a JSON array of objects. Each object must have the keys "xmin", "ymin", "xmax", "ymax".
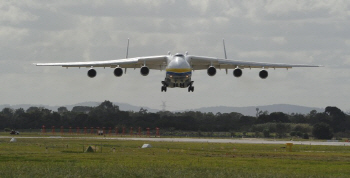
[{"xmin": 35, "ymin": 39, "xmax": 321, "ymax": 92}]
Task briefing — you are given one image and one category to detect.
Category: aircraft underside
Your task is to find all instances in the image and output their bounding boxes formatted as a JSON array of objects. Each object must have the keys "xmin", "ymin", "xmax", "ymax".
[{"xmin": 161, "ymin": 76, "xmax": 194, "ymax": 92}]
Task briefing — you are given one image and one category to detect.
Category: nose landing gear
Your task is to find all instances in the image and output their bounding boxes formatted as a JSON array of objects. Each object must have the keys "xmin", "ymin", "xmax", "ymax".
[{"xmin": 161, "ymin": 81, "xmax": 167, "ymax": 92}]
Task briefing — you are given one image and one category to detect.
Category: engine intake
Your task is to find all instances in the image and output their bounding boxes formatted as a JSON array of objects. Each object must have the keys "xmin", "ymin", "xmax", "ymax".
[
  {"xmin": 114, "ymin": 67, "xmax": 123, "ymax": 77},
  {"xmin": 259, "ymin": 70, "xmax": 268, "ymax": 79},
  {"xmin": 87, "ymin": 68, "xmax": 97, "ymax": 78},
  {"xmin": 140, "ymin": 66, "xmax": 149, "ymax": 76},
  {"xmin": 207, "ymin": 66, "xmax": 216, "ymax": 76},
  {"xmin": 233, "ymin": 68, "xmax": 242, "ymax": 77}
]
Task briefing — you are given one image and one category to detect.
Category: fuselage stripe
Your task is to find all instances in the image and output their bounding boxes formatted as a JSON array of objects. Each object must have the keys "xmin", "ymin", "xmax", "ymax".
[
  {"xmin": 166, "ymin": 68, "xmax": 192, "ymax": 73},
  {"xmin": 166, "ymin": 71, "xmax": 192, "ymax": 76}
]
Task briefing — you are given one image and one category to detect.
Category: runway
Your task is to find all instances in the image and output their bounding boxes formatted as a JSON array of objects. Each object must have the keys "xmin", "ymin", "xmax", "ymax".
[{"xmin": 1, "ymin": 136, "xmax": 350, "ymax": 146}]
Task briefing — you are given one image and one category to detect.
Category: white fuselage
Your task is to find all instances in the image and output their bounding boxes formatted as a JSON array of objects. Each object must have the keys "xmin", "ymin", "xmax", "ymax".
[{"xmin": 164, "ymin": 54, "xmax": 192, "ymax": 88}]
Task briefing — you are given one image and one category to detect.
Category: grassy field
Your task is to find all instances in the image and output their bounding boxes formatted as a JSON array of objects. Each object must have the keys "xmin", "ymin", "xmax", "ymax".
[{"xmin": 0, "ymin": 135, "xmax": 350, "ymax": 178}]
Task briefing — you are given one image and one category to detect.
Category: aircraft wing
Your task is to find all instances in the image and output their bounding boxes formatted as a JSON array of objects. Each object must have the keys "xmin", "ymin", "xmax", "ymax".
[
  {"xmin": 188, "ymin": 55, "xmax": 322, "ymax": 70},
  {"xmin": 35, "ymin": 55, "xmax": 168, "ymax": 70}
]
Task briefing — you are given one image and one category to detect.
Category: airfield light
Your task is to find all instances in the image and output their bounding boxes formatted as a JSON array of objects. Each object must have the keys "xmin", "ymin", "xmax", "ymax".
[
  {"xmin": 138, "ymin": 127, "xmax": 141, "ymax": 137},
  {"xmin": 146, "ymin": 128, "xmax": 150, "ymax": 137},
  {"xmin": 52, "ymin": 126, "xmax": 55, "ymax": 135},
  {"xmin": 286, "ymin": 143, "xmax": 293, "ymax": 152},
  {"xmin": 156, "ymin": 127, "xmax": 160, "ymax": 137}
]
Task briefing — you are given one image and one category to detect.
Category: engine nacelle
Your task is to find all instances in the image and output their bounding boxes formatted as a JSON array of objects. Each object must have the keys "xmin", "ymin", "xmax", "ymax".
[
  {"xmin": 114, "ymin": 67, "xmax": 123, "ymax": 77},
  {"xmin": 207, "ymin": 66, "xmax": 216, "ymax": 76},
  {"xmin": 259, "ymin": 70, "xmax": 268, "ymax": 79},
  {"xmin": 87, "ymin": 68, "xmax": 97, "ymax": 78},
  {"xmin": 233, "ymin": 68, "xmax": 242, "ymax": 78},
  {"xmin": 140, "ymin": 66, "xmax": 149, "ymax": 76}
]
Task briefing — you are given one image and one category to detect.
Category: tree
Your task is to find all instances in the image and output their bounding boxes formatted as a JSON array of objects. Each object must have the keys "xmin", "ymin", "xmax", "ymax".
[
  {"xmin": 72, "ymin": 106, "xmax": 92, "ymax": 113},
  {"xmin": 325, "ymin": 106, "xmax": 345, "ymax": 118},
  {"xmin": 26, "ymin": 107, "xmax": 39, "ymax": 113},
  {"xmin": 138, "ymin": 108, "xmax": 148, "ymax": 115},
  {"xmin": 58, "ymin": 107, "xmax": 68, "ymax": 113},
  {"xmin": 312, "ymin": 123, "xmax": 333, "ymax": 139},
  {"xmin": 325, "ymin": 106, "xmax": 347, "ymax": 132},
  {"xmin": 276, "ymin": 123, "xmax": 290, "ymax": 138},
  {"xmin": 290, "ymin": 114, "xmax": 307, "ymax": 123},
  {"xmin": 263, "ymin": 128, "xmax": 270, "ymax": 138},
  {"xmin": 269, "ymin": 112, "xmax": 290, "ymax": 123}
]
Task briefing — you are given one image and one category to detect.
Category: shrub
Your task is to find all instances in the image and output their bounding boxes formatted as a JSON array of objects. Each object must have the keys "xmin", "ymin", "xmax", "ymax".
[
  {"xmin": 312, "ymin": 123, "xmax": 333, "ymax": 139},
  {"xmin": 263, "ymin": 129, "xmax": 270, "ymax": 138}
]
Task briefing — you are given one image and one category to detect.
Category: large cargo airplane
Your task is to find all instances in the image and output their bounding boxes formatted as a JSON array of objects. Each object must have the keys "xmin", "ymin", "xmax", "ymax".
[{"xmin": 35, "ymin": 40, "xmax": 321, "ymax": 92}]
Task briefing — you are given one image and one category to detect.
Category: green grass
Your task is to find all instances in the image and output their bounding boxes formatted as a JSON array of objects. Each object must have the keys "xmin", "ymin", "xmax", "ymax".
[{"xmin": 0, "ymin": 136, "xmax": 349, "ymax": 178}]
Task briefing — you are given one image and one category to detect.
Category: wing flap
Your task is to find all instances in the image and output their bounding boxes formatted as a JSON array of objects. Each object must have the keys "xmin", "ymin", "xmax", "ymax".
[
  {"xmin": 35, "ymin": 55, "xmax": 168, "ymax": 69},
  {"xmin": 188, "ymin": 55, "xmax": 321, "ymax": 70}
]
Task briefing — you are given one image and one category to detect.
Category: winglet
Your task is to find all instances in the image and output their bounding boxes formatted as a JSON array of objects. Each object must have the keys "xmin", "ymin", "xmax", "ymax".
[
  {"xmin": 223, "ymin": 39, "xmax": 227, "ymax": 59},
  {"xmin": 126, "ymin": 38, "xmax": 129, "ymax": 58}
]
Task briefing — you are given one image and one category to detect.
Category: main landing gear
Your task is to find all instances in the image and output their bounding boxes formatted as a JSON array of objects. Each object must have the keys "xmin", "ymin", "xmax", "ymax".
[
  {"xmin": 161, "ymin": 81, "xmax": 167, "ymax": 92},
  {"xmin": 161, "ymin": 81, "xmax": 194, "ymax": 92},
  {"xmin": 188, "ymin": 86, "xmax": 194, "ymax": 92},
  {"xmin": 161, "ymin": 86, "xmax": 167, "ymax": 92},
  {"xmin": 188, "ymin": 81, "xmax": 194, "ymax": 92}
]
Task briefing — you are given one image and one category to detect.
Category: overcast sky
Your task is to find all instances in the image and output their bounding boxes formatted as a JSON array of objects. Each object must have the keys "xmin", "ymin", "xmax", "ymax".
[{"xmin": 0, "ymin": 0, "xmax": 349, "ymax": 112}]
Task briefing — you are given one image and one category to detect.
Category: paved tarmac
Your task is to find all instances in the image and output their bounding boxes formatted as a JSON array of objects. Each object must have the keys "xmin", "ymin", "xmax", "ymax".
[{"xmin": 1, "ymin": 136, "xmax": 350, "ymax": 146}]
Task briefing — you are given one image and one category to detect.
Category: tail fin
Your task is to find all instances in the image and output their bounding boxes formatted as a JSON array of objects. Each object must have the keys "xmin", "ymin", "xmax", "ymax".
[
  {"xmin": 126, "ymin": 38, "xmax": 129, "ymax": 58},
  {"xmin": 223, "ymin": 39, "xmax": 227, "ymax": 59}
]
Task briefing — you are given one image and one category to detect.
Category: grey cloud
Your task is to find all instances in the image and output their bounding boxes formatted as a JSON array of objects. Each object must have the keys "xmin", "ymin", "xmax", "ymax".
[{"xmin": 0, "ymin": 0, "xmax": 349, "ymax": 111}]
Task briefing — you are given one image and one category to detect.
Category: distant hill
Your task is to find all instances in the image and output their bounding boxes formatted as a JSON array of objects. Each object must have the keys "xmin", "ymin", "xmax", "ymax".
[
  {"xmin": 0, "ymin": 102, "xmax": 323, "ymax": 116},
  {"xmin": 186, "ymin": 104, "xmax": 324, "ymax": 116}
]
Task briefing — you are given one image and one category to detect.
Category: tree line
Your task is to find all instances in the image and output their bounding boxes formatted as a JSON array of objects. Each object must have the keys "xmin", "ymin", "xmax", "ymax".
[{"xmin": 1, "ymin": 100, "xmax": 349, "ymax": 139}]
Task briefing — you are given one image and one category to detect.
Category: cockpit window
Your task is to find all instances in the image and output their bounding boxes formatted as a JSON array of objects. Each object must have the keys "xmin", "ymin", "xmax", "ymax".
[{"xmin": 174, "ymin": 53, "xmax": 184, "ymax": 57}]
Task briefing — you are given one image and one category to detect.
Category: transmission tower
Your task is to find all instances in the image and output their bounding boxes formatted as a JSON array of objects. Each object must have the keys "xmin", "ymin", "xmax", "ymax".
[{"xmin": 161, "ymin": 101, "xmax": 167, "ymax": 111}]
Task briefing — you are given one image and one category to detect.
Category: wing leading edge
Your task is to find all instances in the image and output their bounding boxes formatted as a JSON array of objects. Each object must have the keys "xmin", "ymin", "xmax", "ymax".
[
  {"xmin": 188, "ymin": 55, "xmax": 321, "ymax": 70},
  {"xmin": 35, "ymin": 55, "xmax": 168, "ymax": 70}
]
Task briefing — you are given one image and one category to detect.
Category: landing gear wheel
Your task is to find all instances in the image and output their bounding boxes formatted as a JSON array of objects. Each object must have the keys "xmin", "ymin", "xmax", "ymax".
[
  {"xmin": 161, "ymin": 86, "xmax": 167, "ymax": 92},
  {"xmin": 188, "ymin": 86, "xmax": 194, "ymax": 92}
]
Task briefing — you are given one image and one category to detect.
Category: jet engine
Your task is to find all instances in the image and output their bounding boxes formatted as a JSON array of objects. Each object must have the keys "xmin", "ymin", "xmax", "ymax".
[
  {"xmin": 114, "ymin": 67, "xmax": 123, "ymax": 77},
  {"xmin": 207, "ymin": 66, "xmax": 216, "ymax": 76},
  {"xmin": 140, "ymin": 66, "xmax": 149, "ymax": 76},
  {"xmin": 233, "ymin": 68, "xmax": 242, "ymax": 78},
  {"xmin": 259, "ymin": 70, "xmax": 268, "ymax": 79},
  {"xmin": 87, "ymin": 68, "xmax": 97, "ymax": 78}
]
